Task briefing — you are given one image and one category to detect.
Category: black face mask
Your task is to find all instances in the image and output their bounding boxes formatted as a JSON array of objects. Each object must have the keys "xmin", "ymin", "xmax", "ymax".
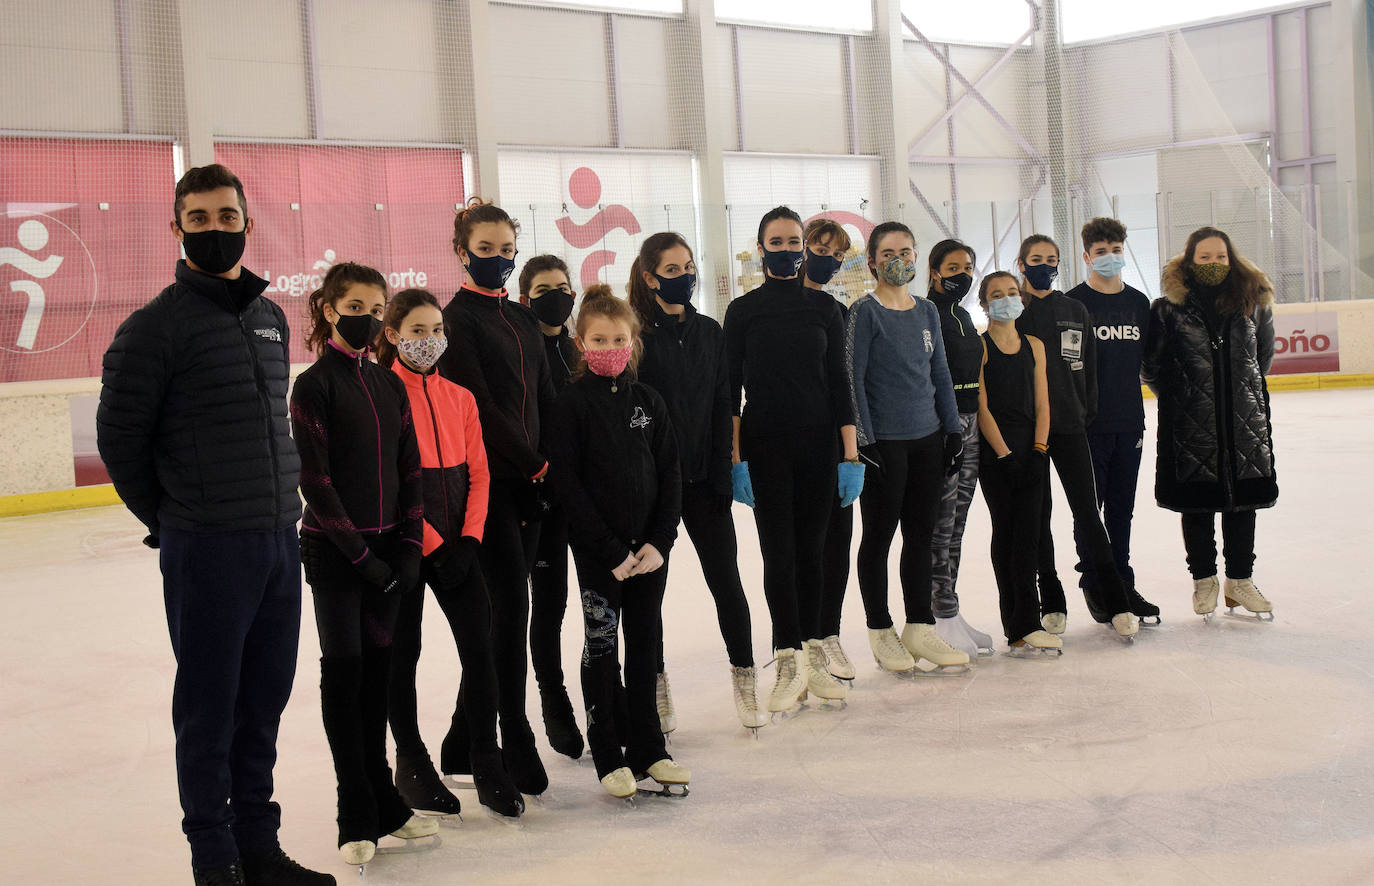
[
  {"xmin": 465, "ymin": 253, "xmax": 516, "ymax": 290},
  {"xmin": 654, "ymin": 273, "xmax": 697, "ymax": 306},
  {"xmin": 334, "ymin": 314, "xmax": 382, "ymax": 352},
  {"xmin": 180, "ymin": 227, "xmax": 247, "ymax": 275},
  {"xmin": 531, "ymin": 289, "xmax": 575, "ymax": 327},
  {"xmin": 938, "ymin": 272, "xmax": 974, "ymax": 300}
]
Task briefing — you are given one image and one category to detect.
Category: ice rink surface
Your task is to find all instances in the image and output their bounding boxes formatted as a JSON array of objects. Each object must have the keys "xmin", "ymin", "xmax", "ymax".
[{"xmin": 3, "ymin": 388, "xmax": 1372, "ymax": 885}]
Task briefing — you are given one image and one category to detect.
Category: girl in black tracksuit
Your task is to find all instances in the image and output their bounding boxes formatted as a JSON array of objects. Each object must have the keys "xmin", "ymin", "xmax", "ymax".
[
  {"xmin": 519, "ymin": 255, "xmax": 586, "ymax": 760},
  {"xmin": 630, "ymin": 231, "xmax": 764, "ymax": 732},
  {"xmin": 724, "ymin": 206, "xmax": 860, "ymax": 714},
  {"xmin": 437, "ymin": 200, "xmax": 553, "ymax": 795},
  {"xmin": 975, "ymin": 271, "xmax": 1058, "ymax": 654},
  {"xmin": 547, "ymin": 289, "xmax": 688, "ymax": 799},
  {"xmin": 290, "ymin": 263, "xmax": 435, "ymax": 866}
]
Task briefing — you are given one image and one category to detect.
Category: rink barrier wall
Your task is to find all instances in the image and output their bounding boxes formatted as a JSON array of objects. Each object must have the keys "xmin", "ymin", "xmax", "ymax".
[{"xmin": 1, "ymin": 300, "xmax": 1373, "ymax": 511}]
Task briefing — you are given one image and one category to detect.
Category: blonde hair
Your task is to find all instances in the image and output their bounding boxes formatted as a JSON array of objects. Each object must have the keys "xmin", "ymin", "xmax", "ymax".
[{"xmin": 572, "ymin": 284, "xmax": 642, "ymax": 381}]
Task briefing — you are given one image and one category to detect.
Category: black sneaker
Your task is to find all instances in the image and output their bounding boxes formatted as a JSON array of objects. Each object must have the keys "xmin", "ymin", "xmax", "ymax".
[
  {"xmin": 193, "ymin": 862, "xmax": 245, "ymax": 886},
  {"xmin": 240, "ymin": 847, "xmax": 336, "ymax": 886},
  {"xmin": 395, "ymin": 751, "xmax": 461, "ymax": 816},
  {"xmin": 540, "ymin": 686, "xmax": 585, "ymax": 760}
]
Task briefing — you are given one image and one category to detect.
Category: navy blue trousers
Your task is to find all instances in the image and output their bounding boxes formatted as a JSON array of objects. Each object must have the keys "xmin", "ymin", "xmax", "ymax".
[
  {"xmin": 160, "ymin": 527, "xmax": 301, "ymax": 869},
  {"xmin": 1074, "ymin": 430, "xmax": 1144, "ymax": 593}
]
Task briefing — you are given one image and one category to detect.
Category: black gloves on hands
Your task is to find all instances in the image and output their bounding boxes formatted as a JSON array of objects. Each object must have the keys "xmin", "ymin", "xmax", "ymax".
[
  {"xmin": 942, "ymin": 432, "xmax": 963, "ymax": 478},
  {"xmin": 357, "ymin": 551, "xmax": 397, "ymax": 592},
  {"xmin": 432, "ymin": 537, "xmax": 480, "ymax": 589},
  {"xmin": 393, "ymin": 545, "xmax": 422, "ymax": 595}
]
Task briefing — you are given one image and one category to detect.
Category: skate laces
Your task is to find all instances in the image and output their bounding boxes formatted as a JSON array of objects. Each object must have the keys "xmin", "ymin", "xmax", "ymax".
[
  {"xmin": 822, "ymin": 636, "xmax": 851, "ymax": 670},
  {"xmin": 775, "ymin": 650, "xmax": 798, "ymax": 683},
  {"xmin": 875, "ymin": 629, "xmax": 907, "ymax": 660},
  {"xmin": 655, "ymin": 672, "xmax": 674, "ymax": 719},
  {"xmin": 732, "ymin": 668, "xmax": 759, "ymax": 711}
]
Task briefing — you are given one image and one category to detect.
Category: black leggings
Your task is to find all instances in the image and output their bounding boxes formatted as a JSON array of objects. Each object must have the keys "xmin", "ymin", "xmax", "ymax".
[
  {"xmin": 574, "ymin": 549, "xmax": 670, "ymax": 779},
  {"xmin": 529, "ymin": 506, "xmax": 572, "ymax": 693},
  {"xmin": 302, "ymin": 531, "xmax": 412, "ymax": 845},
  {"xmin": 979, "ymin": 442, "xmax": 1046, "ymax": 642},
  {"xmin": 855, "ymin": 433, "xmax": 945, "ymax": 629},
  {"xmin": 675, "ymin": 481, "xmax": 754, "ymax": 668},
  {"xmin": 388, "ymin": 555, "xmax": 501, "ymax": 760},
  {"xmin": 1181, "ymin": 510, "xmax": 1257, "ymax": 580},
  {"xmin": 1039, "ymin": 432, "xmax": 1130, "ymax": 615},
  {"xmin": 745, "ymin": 425, "xmax": 836, "ymax": 651},
  {"xmin": 818, "ymin": 493, "xmax": 854, "ymax": 638},
  {"xmin": 475, "ymin": 479, "xmax": 541, "ymax": 733}
]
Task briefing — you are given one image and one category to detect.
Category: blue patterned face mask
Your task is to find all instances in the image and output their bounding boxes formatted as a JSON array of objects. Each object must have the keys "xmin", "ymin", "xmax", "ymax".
[
  {"xmin": 877, "ymin": 256, "xmax": 917, "ymax": 287},
  {"xmin": 987, "ymin": 296, "xmax": 1024, "ymax": 322}
]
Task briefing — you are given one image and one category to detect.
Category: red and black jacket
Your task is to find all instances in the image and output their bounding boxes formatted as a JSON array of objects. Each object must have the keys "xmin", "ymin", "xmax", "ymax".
[{"xmin": 392, "ymin": 360, "xmax": 490, "ymax": 556}]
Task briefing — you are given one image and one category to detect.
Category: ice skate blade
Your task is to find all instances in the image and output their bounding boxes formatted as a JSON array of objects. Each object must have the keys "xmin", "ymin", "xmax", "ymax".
[
  {"xmin": 1225, "ymin": 606, "xmax": 1275, "ymax": 621},
  {"xmin": 376, "ymin": 833, "xmax": 441, "ymax": 855},
  {"xmin": 1138, "ymin": 615, "xmax": 1162, "ymax": 626},
  {"xmin": 769, "ymin": 704, "xmax": 804, "ymax": 723},
  {"xmin": 804, "ymin": 697, "xmax": 848, "ymax": 712},
  {"xmin": 636, "ymin": 783, "xmax": 689, "ymax": 799},
  {"xmin": 1199, "ymin": 610, "xmax": 1216, "ymax": 622},
  {"xmin": 1116, "ymin": 634, "xmax": 1136, "ymax": 644},
  {"xmin": 913, "ymin": 660, "xmax": 970, "ymax": 676},
  {"xmin": 976, "ymin": 646, "xmax": 996, "ymax": 658},
  {"xmin": 414, "ymin": 810, "xmax": 463, "ymax": 826},
  {"xmin": 1007, "ymin": 646, "xmax": 1063, "ymax": 659}
]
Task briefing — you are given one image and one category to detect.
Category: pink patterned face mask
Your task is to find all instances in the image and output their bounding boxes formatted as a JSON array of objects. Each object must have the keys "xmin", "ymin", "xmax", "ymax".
[{"xmin": 583, "ymin": 345, "xmax": 633, "ymax": 378}]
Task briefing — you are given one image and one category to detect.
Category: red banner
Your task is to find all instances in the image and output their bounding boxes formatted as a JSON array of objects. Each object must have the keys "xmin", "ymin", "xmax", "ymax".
[{"xmin": 1270, "ymin": 309, "xmax": 1339, "ymax": 375}]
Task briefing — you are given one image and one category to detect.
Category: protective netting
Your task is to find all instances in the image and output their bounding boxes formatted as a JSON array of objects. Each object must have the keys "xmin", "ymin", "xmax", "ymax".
[{"xmin": 1, "ymin": 0, "xmax": 1368, "ymax": 391}]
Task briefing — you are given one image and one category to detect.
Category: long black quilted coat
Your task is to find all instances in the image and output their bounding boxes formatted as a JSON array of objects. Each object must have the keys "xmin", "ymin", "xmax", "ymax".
[
  {"xmin": 1141, "ymin": 256, "xmax": 1277, "ymax": 513},
  {"xmin": 97, "ymin": 261, "xmax": 301, "ymax": 534}
]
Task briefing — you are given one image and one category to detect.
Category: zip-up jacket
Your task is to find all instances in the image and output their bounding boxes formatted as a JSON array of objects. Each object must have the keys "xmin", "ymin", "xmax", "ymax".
[
  {"xmin": 392, "ymin": 360, "xmax": 490, "ymax": 555},
  {"xmin": 291, "ymin": 342, "xmax": 423, "ymax": 566},
  {"xmin": 1064, "ymin": 281, "xmax": 1150, "ymax": 434},
  {"xmin": 439, "ymin": 287, "xmax": 555, "ymax": 481},
  {"xmin": 928, "ymin": 288, "xmax": 983, "ymax": 414},
  {"xmin": 1142, "ymin": 256, "xmax": 1276, "ymax": 513},
  {"xmin": 724, "ymin": 275, "xmax": 855, "ymax": 436},
  {"xmin": 1016, "ymin": 289, "xmax": 1097, "ymax": 434},
  {"xmin": 547, "ymin": 372, "xmax": 681, "ymax": 571},
  {"xmin": 545, "ymin": 328, "xmax": 579, "ymax": 394},
  {"xmin": 637, "ymin": 301, "xmax": 733, "ymax": 496},
  {"xmin": 846, "ymin": 292, "xmax": 960, "ymax": 444},
  {"xmin": 97, "ymin": 261, "xmax": 300, "ymax": 534}
]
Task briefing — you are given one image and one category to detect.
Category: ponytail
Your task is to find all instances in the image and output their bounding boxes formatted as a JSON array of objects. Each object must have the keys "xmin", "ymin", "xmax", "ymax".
[{"xmin": 304, "ymin": 261, "xmax": 387, "ymax": 355}]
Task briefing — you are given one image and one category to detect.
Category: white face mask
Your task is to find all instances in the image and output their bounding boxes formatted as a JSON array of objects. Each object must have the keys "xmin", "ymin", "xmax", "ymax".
[{"xmin": 398, "ymin": 334, "xmax": 448, "ymax": 371}]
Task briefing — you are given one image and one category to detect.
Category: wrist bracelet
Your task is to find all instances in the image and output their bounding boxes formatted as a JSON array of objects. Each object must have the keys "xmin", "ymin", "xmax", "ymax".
[
  {"xmin": 843, "ymin": 457, "xmax": 861, "ymax": 465},
  {"xmin": 1034, "ymin": 442, "xmax": 1049, "ymax": 453}
]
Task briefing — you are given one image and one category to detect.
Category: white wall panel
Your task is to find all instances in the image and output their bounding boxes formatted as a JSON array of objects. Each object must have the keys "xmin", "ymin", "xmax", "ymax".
[
  {"xmin": 615, "ymin": 16, "xmax": 675, "ymax": 149},
  {"xmin": 490, "ymin": 5, "xmax": 610, "ymax": 147},
  {"xmin": 197, "ymin": 0, "xmax": 309, "ymax": 138},
  {"xmin": 0, "ymin": 0, "xmax": 121, "ymax": 132},
  {"xmin": 735, "ymin": 29, "xmax": 846, "ymax": 154}
]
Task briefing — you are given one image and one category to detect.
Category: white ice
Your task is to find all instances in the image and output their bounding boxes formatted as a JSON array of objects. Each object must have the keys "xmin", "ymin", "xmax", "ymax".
[{"xmin": 4, "ymin": 388, "xmax": 1373, "ymax": 885}]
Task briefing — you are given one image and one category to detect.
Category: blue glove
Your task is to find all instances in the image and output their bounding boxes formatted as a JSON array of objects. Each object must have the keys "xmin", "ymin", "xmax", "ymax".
[
  {"xmin": 731, "ymin": 461, "xmax": 755, "ymax": 508},
  {"xmin": 837, "ymin": 461, "xmax": 865, "ymax": 507}
]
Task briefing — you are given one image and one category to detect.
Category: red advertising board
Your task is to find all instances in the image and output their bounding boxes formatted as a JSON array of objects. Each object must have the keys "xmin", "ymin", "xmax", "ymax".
[
  {"xmin": 1, "ymin": 138, "xmax": 177, "ymax": 382},
  {"xmin": 1270, "ymin": 309, "xmax": 1339, "ymax": 375}
]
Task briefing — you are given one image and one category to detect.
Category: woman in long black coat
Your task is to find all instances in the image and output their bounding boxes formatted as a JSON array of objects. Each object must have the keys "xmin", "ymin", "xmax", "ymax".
[{"xmin": 1142, "ymin": 226, "xmax": 1277, "ymax": 620}]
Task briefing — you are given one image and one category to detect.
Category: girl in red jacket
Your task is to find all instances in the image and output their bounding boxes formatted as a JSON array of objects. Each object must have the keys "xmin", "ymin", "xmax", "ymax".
[{"xmin": 376, "ymin": 288, "xmax": 523, "ymax": 820}]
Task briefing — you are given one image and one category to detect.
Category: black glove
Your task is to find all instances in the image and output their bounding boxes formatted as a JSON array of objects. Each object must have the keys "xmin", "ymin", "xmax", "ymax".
[
  {"xmin": 357, "ymin": 550, "xmax": 397, "ymax": 592},
  {"xmin": 858, "ymin": 443, "xmax": 884, "ymax": 476},
  {"xmin": 515, "ymin": 480, "xmax": 553, "ymax": 525},
  {"xmin": 392, "ymin": 545, "xmax": 422, "ymax": 595},
  {"xmin": 142, "ymin": 534, "xmax": 160, "ymax": 550},
  {"xmin": 432, "ymin": 536, "xmax": 479, "ymax": 588},
  {"xmin": 942, "ymin": 432, "xmax": 963, "ymax": 478}
]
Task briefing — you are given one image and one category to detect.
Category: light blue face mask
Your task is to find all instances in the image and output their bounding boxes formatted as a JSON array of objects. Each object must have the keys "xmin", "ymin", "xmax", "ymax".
[
  {"xmin": 987, "ymin": 296, "xmax": 1024, "ymax": 322},
  {"xmin": 1091, "ymin": 253, "xmax": 1126, "ymax": 279}
]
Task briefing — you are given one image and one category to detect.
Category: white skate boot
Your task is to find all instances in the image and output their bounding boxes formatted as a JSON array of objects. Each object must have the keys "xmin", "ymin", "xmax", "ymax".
[
  {"xmin": 804, "ymin": 639, "xmax": 849, "ymax": 708},
  {"xmin": 1193, "ymin": 575, "xmax": 1220, "ymax": 619},
  {"xmin": 655, "ymin": 672, "xmax": 676, "ymax": 736},
  {"xmin": 390, "ymin": 814, "xmax": 440, "ymax": 840},
  {"xmin": 901, "ymin": 622, "xmax": 970, "ymax": 673},
  {"xmin": 1040, "ymin": 612, "xmax": 1067, "ymax": 635},
  {"xmin": 640, "ymin": 759, "xmax": 690, "ymax": 798},
  {"xmin": 1009, "ymin": 630, "xmax": 1063, "ymax": 658},
  {"xmin": 767, "ymin": 648, "xmax": 807, "ymax": 715},
  {"xmin": 730, "ymin": 666, "xmax": 768, "ymax": 733},
  {"xmin": 934, "ymin": 615, "xmax": 977, "ymax": 660},
  {"xmin": 961, "ymin": 616, "xmax": 997, "ymax": 657},
  {"xmin": 820, "ymin": 635, "xmax": 856, "ymax": 682},
  {"xmin": 1224, "ymin": 578, "xmax": 1274, "ymax": 621},
  {"xmin": 340, "ymin": 840, "xmax": 375, "ymax": 869},
  {"xmin": 1111, "ymin": 611, "xmax": 1140, "ymax": 642},
  {"xmin": 601, "ymin": 767, "xmax": 637, "ymax": 802},
  {"xmin": 868, "ymin": 626, "xmax": 916, "ymax": 674}
]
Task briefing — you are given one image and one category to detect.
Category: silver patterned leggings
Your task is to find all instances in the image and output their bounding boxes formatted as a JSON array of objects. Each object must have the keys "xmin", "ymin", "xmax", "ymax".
[{"xmin": 931, "ymin": 412, "xmax": 981, "ymax": 618}]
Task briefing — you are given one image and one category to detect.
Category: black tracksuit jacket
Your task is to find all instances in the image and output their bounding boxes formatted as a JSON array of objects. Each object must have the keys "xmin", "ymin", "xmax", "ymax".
[
  {"xmin": 928, "ymin": 288, "xmax": 983, "ymax": 414},
  {"xmin": 97, "ymin": 261, "xmax": 301, "ymax": 535},
  {"xmin": 547, "ymin": 372, "xmax": 682, "ymax": 570},
  {"xmin": 439, "ymin": 287, "xmax": 555, "ymax": 481},
  {"xmin": 636, "ymin": 301, "xmax": 733, "ymax": 497},
  {"xmin": 1016, "ymin": 289, "xmax": 1097, "ymax": 434}
]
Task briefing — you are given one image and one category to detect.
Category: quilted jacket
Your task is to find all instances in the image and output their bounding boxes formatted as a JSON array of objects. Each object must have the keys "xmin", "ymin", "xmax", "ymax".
[{"xmin": 1141, "ymin": 256, "xmax": 1277, "ymax": 513}]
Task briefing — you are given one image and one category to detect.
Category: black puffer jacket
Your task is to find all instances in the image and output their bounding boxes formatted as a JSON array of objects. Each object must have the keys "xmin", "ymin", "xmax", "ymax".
[
  {"xmin": 1142, "ymin": 256, "xmax": 1277, "ymax": 513},
  {"xmin": 97, "ymin": 262, "xmax": 301, "ymax": 534},
  {"xmin": 637, "ymin": 301, "xmax": 732, "ymax": 496}
]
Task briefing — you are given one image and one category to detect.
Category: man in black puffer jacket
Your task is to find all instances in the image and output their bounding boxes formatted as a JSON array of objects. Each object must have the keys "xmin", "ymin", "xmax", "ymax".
[{"xmin": 97, "ymin": 165, "xmax": 332, "ymax": 886}]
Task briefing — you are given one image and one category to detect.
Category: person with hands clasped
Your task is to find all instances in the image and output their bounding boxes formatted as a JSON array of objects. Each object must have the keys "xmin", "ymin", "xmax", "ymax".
[
  {"xmin": 632, "ymin": 232, "xmax": 765, "ymax": 733},
  {"xmin": 1015, "ymin": 235, "xmax": 1142, "ymax": 641},
  {"xmin": 546, "ymin": 289, "xmax": 689, "ymax": 801},
  {"xmin": 975, "ymin": 272, "xmax": 1062, "ymax": 656},
  {"xmin": 724, "ymin": 206, "xmax": 860, "ymax": 717},
  {"xmin": 848, "ymin": 223, "xmax": 968, "ymax": 675},
  {"xmin": 438, "ymin": 198, "xmax": 554, "ymax": 796},
  {"xmin": 289, "ymin": 263, "xmax": 438, "ymax": 872},
  {"xmin": 375, "ymin": 288, "xmax": 525, "ymax": 822}
]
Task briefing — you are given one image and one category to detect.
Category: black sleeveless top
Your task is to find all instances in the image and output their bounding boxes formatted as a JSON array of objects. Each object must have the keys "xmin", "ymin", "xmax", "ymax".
[{"xmin": 981, "ymin": 331, "xmax": 1036, "ymax": 434}]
